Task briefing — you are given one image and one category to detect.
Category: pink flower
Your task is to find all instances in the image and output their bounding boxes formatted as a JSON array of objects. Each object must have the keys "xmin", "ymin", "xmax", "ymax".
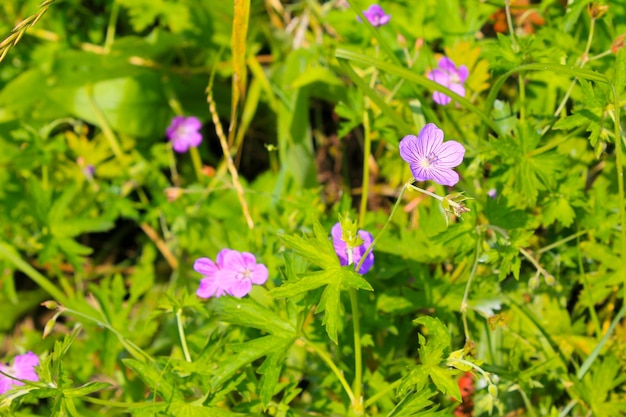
[
  {"xmin": 166, "ymin": 116, "xmax": 203, "ymax": 153},
  {"xmin": 0, "ymin": 352, "xmax": 39, "ymax": 394},
  {"xmin": 399, "ymin": 123, "xmax": 465, "ymax": 186},
  {"xmin": 331, "ymin": 223, "xmax": 375, "ymax": 274},
  {"xmin": 194, "ymin": 249, "xmax": 268, "ymax": 299},
  {"xmin": 359, "ymin": 4, "xmax": 391, "ymax": 27},
  {"xmin": 426, "ymin": 57, "xmax": 469, "ymax": 106},
  {"xmin": 220, "ymin": 251, "xmax": 268, "ymax": 298}
]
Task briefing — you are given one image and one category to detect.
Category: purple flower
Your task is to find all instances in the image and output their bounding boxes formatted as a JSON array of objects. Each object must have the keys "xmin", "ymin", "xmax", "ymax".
[
  {"xmin": 0, "ymin": 352, "xmax": 39, "ymax": 394},
  {"xmin": 194, "ymin": 249, "xmax": 268, "ymax": 299},
  {"xmin": 166, "ymin": 116, "xmax": 203, "ymax": 153},
  {"xmin": 331, "ymin": 223, "xmax": 374, "ymax": 274},
  {"xmin": 359, "ymin": 4, "xmax": 391, "ymax": 27},
  {"xmin": 399, "ymin": 123, "xmax": 465, "ymax": 186},
  {"xmin": 426, "ymin": 57, "xmax": 469, "ymax": 106}
]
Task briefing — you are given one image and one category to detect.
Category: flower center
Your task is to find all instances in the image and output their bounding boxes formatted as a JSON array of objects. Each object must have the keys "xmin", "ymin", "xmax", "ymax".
[{"xmin": 419, "ymin": 152, "xmax": 439, "ymax": 169}]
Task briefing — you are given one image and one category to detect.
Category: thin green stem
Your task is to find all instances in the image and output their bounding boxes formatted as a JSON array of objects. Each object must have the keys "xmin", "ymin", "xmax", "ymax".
[
  {"xmin": 189, "ymin": 146, "xmax": 205, "ymax": 184},
  {"xmin": 461, "ymin": 228, "xmax": 482, "ymax": 343},
  {"xmin": 504, "ymin": 0, "xmax": 519, "ymax": 52},
  {"xmin": 363, "ymin": 380, "xmax": 401, "ymax": 408},
  {"xmin": 519, "ymin": 248, "xmax": 552, "ymax": 280},
  {"xmin": 355, "ymin": 182, "xmax": 409, "ymax": 273},
  {"xmin": 518, "ymin": 74, "xmax": 526, "ymax": 122},
  {"xmin": 0, "ymin": 242, "xmax": 68, "ymax": 305},
  {"xmin": 612, "ymin": 83, "xmax": 626, "ymax": 301},
  {"xmin": 104, "ymin": 0, "xmax": 119, "ymax": 53},
  {"xmin": 537, "ymin": 230, "xmax": 587, "ymax": 254},
  {"xmin": 302, "ymin": 337, "xmax": 355, "ymax": 404},
  {"xmin": 63, "ymin": 306, "xmax": 153, "ymax": 363},
  {"xmin": 359, "ymin": 108, "xmax": 371, "ymax": 229},
  {"xmin": 349, "ymin": 289, "xmax": 364, "ymax": 414},
  {"xmin": 176, "ymin": 308, "xmax": 192, "ymax": 363},
  {"xmin": 576, "ymin": 233, "xmax": 601, "ymax": 336}
]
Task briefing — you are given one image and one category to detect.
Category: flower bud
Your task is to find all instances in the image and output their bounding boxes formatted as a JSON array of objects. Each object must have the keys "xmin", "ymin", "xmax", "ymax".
[
  {"xmin": 587, "ymin": 3, "xmax": 608, "ymax": 19},
  {"xmin": 611, "ymin": 34, "xmax": 625, "ymax": 54},
  {"xmin": 488, "ymin": 383, "xmax": 499, "ymax": 398}
]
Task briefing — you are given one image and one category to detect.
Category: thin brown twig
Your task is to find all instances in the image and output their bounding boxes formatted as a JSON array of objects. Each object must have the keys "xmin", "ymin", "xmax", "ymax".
[
  {"xmin": 0, "ymin": 0, "xmax": 57, "ymax": 63},
  {"xmin": 207, "ymin": 86, "xmax": 255, "ymax": 229},
  {"xmin": 140, "ymin": 223, "xmax": 179, "ymax": 270}
]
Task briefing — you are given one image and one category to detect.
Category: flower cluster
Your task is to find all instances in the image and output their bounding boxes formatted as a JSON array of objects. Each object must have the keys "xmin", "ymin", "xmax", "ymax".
[
  {"xmin": 331, "ymin": 222, "xmax": 375, "ymax": 274},
  {"xmin": 166, "ymin": 116, "xmax": 203, "ymax": 153},
  {"xmin": 399, "ymin": 123, "xmax": 465, "ymax": 186},
  {"xmin": 426, "ymin": 57, "xmax": 468, "ymax": 106},
  {"xmin": 0, "ymin": 352, "xmax": 39, "ymax": 394},
  {"xmin": 359, "ymin": 4, "xmax": 391, "ymax": 27},
  {"xmin": 194, "ymin": 249, "xmax": 268, "ymax": 299}
]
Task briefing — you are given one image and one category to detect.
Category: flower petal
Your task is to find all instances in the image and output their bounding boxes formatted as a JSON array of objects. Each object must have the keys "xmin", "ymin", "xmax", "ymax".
[
  {"xmin": 399, "ymin": 134, "xmax": 421, "ymax": 164},
  {"xmin": 409, "ymin": 163, "xmax": 433, "ymax": 182},
  {"xmin": 448, "ymin": 82, "xmax": 466, "ymax": 99},
  {"xmin": 417, "ymin": 123, "xmax": 444, "ymax": 158},
  {"xmin": 229, "ymin": 279, "xmax": 253, "ymax": 298},
  {"xmin": 432, "ymin": 91, "xmax": 451, "ymax": 105},
  {"xmin": 12, "ymin": 352, "xmax": 38, "ymax": 382},
  {"xmin": 428, "ymin": 167, "xmax": 460, "ymax": 186},
  {"xmin": 438, "ymin": 57, "xmax": 457, "ymax": 74},
  {"xmin": 433, "ymin": 140, "xmax": 465, "ymax": 168},
  {"xmin": 193, "ymin": 258, "xmax": 217, "ymax": 276},
  {"xmin": 457, "ymin": 65, "xmax": 469, "ymax": 83},
  {"xmin": 251, "ymin": 263, "xmax": 269, "ymax": 284},
  {"xmin": 215, "ymin": 249, "xmax": 234, "ymax": 268}
]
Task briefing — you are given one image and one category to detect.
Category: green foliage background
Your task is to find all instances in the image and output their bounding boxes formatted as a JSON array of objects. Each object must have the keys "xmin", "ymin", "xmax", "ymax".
[{"xmin": 0, "ymin": 0, "xmax": 625, "ymax": 416}]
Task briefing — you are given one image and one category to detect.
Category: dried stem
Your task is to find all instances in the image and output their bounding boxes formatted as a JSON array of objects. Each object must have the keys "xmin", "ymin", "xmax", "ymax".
[
  {"xmin": 0, "ymin": 0, "xmax": 57, "ymax": 63},
  {"xmin": 207, "ymin": 86, "xmax": 255, "ymax": 229}
]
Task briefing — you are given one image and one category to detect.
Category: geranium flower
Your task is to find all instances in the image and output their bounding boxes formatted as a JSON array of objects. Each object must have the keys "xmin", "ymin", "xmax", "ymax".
[
  {"xmin": 194, "ymin": 249, "xmax": 236, "ymax": 299},
  {"xmin": 426, "ymin": 57, "xmax": 469, "ymax": 106},
  {"xmin": 219, "ymin": 251, "xmax": 268, "ymax": 298},
  {"xmin": 166, "ymin": 116, "xmax": 203, "ymax": 153},
  {"xmin": 0, "ymin": 352, "xmax": 39, "ymax": 394},
  {"xmin": 194, "ymin": 249, "xmax": 268, "ymax": 299},
  {"xmin": 359, "ymin": 4, "xmax": 391, "ymax": 27},
  {"xmin": 399, "ymin": 123, "xmax": 465, "ymax": 186},
  {"xmin": 331, "ymin": 223, "xmax": 375, "ymax": 274}
]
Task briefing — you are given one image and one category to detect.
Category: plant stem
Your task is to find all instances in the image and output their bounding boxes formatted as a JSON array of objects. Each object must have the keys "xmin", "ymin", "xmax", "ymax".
[
  {"xmin": 461, "ymin": 227, "xmax": 482, "ymax": 343},
  {"xmin": 355, "ymin": 182, "xmax": 409, "ymax": 272},
  {"xmin": 104, "ymin": 0, "xmax": 119, "ymax": 53},
  {"xmin": 189, "ymin": 146, "xmax": 205, "ymax": 184},
  {"xmin": 349, "ymin": 289, "xmax": 363, "ymax": 413},
  {"xmin": 359, "ymin": 107, "xmax": 371, "ymax": 229},
  {"xmin": 176, "ymin": 308, "xmax": 192, "ymax": 363},
  {"xmin": 363, "ymin": 380, "xmax": 401, "ymax": 408},
  {"xmin": 302, "ymin": 337, "xmax": 355, "ymax": 404}
]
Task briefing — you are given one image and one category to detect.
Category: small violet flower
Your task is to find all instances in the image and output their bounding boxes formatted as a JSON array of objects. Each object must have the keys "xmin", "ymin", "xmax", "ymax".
[
  {"xmin": 426, "ymin": 57, "xmax": 469, "ymax": 106},
  {"xmin": 359, "ymin": 4, "xmax": 391, "ymax": 27},
  {"xmin": 331, "ymin": 222, "xmax": 374, "ymax": 274},
  {"xmin": 166, "ymin": 116, "xmax": 203, "ymax": 153},
  {"xmin": 0, "ymin": 352, "xmax": 39, "ymax": 394},
  {"xmin": 399, "ymin": 123, "xmax": 465, "ymax": 187},
  {"xmin": 194, "ymin": 249, "xmax": 268, "ymax": 299}
]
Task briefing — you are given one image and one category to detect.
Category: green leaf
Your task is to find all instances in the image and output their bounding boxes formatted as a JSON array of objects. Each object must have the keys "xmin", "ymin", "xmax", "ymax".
[
  {"xmin": 542, "ymin": 195, "xmax": 576, "ymax": 227},
  {"xmin": 63, "ymin": 382, "xmax": 110, "ymax": 398},
  {"xmin": 270, "ymin": 269, "xmax": 334, "ymax": 298},
  {"xmin": 210, "ymin": 336, "xmax": 295, "ymax": 391},
  {"xmin": 428, "ymin": 367, "xmax": 462, "ymax": 402},
  {"xmin": 318, "ymin": 283, "xmax": 341, "ymax": 344},
  {"xmin": 122, "ymin": 358, "xmax": 182, "ymax": 401},
  {"xmin": 211, "ymin": 296, "xmax": 296, "ymax": 337}
]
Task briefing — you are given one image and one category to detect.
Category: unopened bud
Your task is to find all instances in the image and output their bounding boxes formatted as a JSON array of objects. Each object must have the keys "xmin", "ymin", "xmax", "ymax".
[
  {"xmin": 41, "ymin": 300, "xmax": 59, "ymax": 310},
  {"xmin": 544, "ymin": 274, "xmax": 556, "ymax": 286},
  {"xmin": 587, "ymin": 3, "xmax": 608, "ymax": 19},
  {"xmin": 397, "ymin": 33, "xmax": 407, "ymax": 48},
  {"xmin": 165, "ymin": 187, "xmax": 183, "ymax": 202},
  {"xmin": 488, "ymin": 384, "xmax": 499, "ymax": 398},
  {"xmin": 611, "ymin": 34, "xmax": 625, "ymax": 53}
]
